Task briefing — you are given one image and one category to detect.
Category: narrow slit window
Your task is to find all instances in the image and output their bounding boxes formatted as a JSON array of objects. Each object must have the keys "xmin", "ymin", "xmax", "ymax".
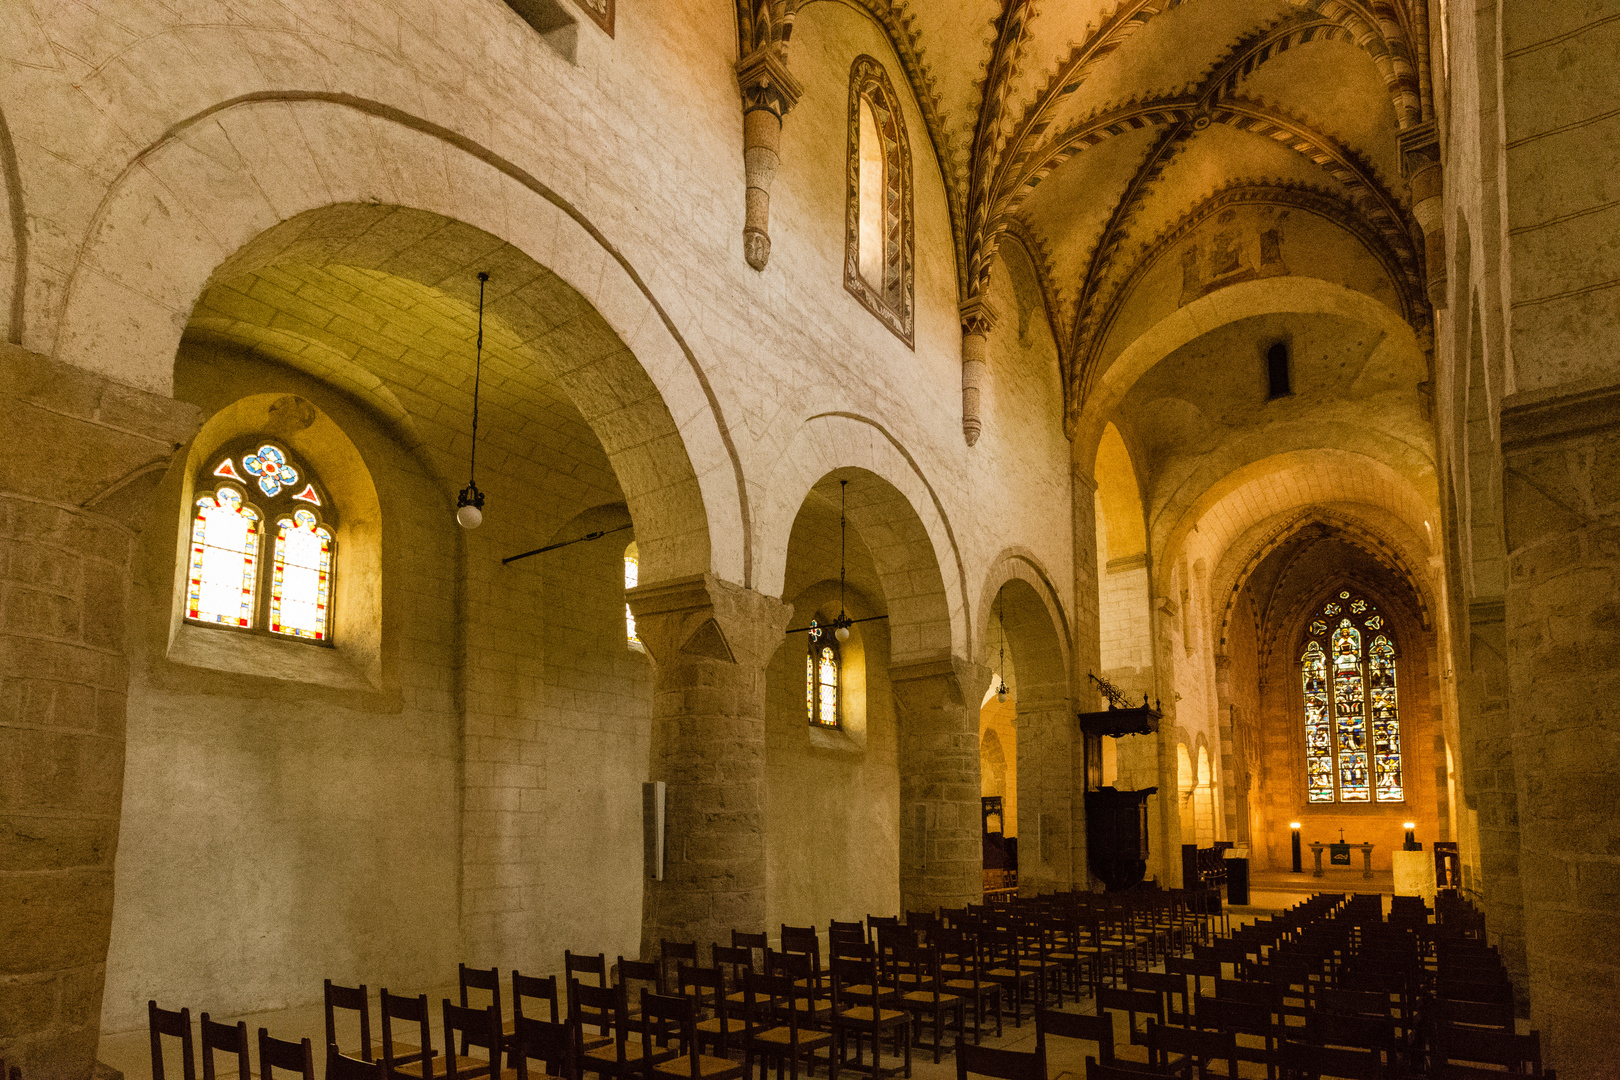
[
  {"xmin": 857, "ymin": 99, "xmax": 885, "ymax": 288},
  {"xmin": 625, "ymin": 541, "xmax": 643, "ymax": 651},
  {"xmin": 844, "ymin": 55, "xmax": 914, "ymax": 346},
  {"xmin": 1267, "ymin": 342, "xmax": 1291, "ymax": 398}
]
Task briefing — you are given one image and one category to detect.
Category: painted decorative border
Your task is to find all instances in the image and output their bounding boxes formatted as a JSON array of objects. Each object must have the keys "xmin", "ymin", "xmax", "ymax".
[
  {"xmin": 570, "ymin": 0, "xmax": 613, "ymax": 36},
  {"xmin": 844, "ymin": 55, "xmax": 915, "ymax": 348}
]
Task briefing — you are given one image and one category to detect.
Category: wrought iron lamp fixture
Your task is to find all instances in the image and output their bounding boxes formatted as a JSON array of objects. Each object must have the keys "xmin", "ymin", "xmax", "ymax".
[
  {"xmin": 783, "ymin": 478, "xmax": 888, "ymax": 639},
  {"xmin": 456, "ymin": 271, "xmax": 490, "ymax": 529}
]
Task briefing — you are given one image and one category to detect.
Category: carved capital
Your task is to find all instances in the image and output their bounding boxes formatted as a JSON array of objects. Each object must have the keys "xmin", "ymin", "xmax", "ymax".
[
  {"xmin": 958, "ymin": 296, "xmax": 1000, "ymax": 338},
  {"xmin": 737, "ymin": 46, "xmax": 802, "ymax": 119},
  {"xmin": 1397, "ymin": 119, "xmax": 1440, "ymax": 180},
  {"xmin": 626, "ymin": 573, "xmax": 791, "ymax": 671}
]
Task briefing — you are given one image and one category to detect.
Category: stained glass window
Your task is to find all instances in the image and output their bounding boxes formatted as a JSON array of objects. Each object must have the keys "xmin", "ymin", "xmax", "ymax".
[
  {"xmin": 187, "ymin": 486, "xmax": 261, "ymax": 627},
  {"xmin": 185, "ymin": 441, "xmax": 335, "ymax": 644},
  {"xmin": 1299, "ymin": 591, "xmax": 1402, "ymax": 803},
  {"xmin": 806, "ymin": 621, "xmax": 840, "ymax": 727},
  {"xmin": 269, "ymin": 508, "xmax": 333, "ymax": 639},
  {"xmin": 624, "ymin": 542, "xmax": 642, "ymax": 649}
]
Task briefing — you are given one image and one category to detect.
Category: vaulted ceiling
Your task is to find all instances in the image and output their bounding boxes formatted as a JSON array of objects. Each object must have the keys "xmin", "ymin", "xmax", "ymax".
[{"xmin": 758, "ymin": 0, "xmax": 1436, "ymax": 417}]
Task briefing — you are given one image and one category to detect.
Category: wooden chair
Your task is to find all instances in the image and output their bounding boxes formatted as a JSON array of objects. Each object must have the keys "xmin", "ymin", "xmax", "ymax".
[
  {"xmin": 637, "ymin": 991, "xmax": 744, "ymax": 1080},
  {"xmin": 441, "ymin": 1001, "xmax": 512, "ymax": 1080},
  {"xmin": 769, "ymin": 949, "xmax": 833, "ymax": 1033},
  {"xmin": 569, "ymin": 953, "xmax": 612, "ymax": 1030},
  {"xmin": 712, "ymin": 945, "xmax": 755, "ymax": 1010},
  {"xmin": 199, "ymin": 1014, "xmax": 251, "ymax": 1080},
  {"xmin": 461, "ymin": 966, "xmax": 512, "ymax": 1055},
  {"xmin": 258, "ymin": 1029, "xmax": 316, "ymax": 1080},
  {"xmin": 830, "ymin": 955, "xmax": 911, "ymax": 1080},
  {"xmin": 1432, "ymin": 1025, "xmax": 1551, "ymax": 1078},
  {"xmin": 577, "ymin": 980, "xmax": 663, "ymax": 1080},
  {"xmin": 684, "ymin": 967, "xmax": 743, "ymax": 1056},
  {"xmin": 955, "ymin": 1044, "xmax": 1043, "ymax": 1080},
  {"xmin": 936, "ymin": 931, "xmax": 1002, "ymax": 1045},
  {"xmin": 381, "ymin": 991, "xmax": 438, "ymax": 1080},
  {"xmin": 1189, "ymin": 996, "xmax": 1276, "ymax": 1079},
  {"xmin": 1144, "ymin": 1021, "xmax": 1237, "ymax": 1080},
  {"xmin": 329, "ymin": 1047, "xmax": 388, "ymax": 1080},
  {"xmin": 1275, "ymin": 1038, "xmax": 1381, "ymax": 1080},
  {"xmin": 1097, "ymin": 986, "xmax": 1163, "ymax": 1052},
  {"xmin": 733, "ymin": 932, "xmax": 770, "ymax": 978},
  {"xmin": 889, "ymin": 943, "xmax": 963, "ymax": 1063},
  {"xmin": 740, "ymin": 971, "xmax": 832, "ymax": 1080},
  {"xmin": 1129, "ymin": 970, "xmax": 1191, "ymax": 1025},
  {"xmin": 662, "ymin": 942, "xmax": 703, "ymax": 1004},
  {"xmin": 1432, "ymin": 997, "xmax": 1513, "ymax": 1031},
  {"xmin": 511, "ymin": 1015, "xmax": 577, "ymax": 1080},
  {"xmin": 978, "ymin": 929, "xmax": 1039, "ymax": 1027},
  {"xmin": 571, "ymin": 972, "xmax": 618, "ymax": 1054},
  {"xmin": 328, "ymin": 982, "xmax": 434, "ymax": 1066},
  {"xmin": 149, "ymin": 1001, "xmax": 197, "ymax": 1080}
]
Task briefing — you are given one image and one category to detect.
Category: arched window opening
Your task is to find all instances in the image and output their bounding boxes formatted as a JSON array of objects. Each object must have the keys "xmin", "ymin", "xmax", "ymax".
[
  {"xmin": 185, "ymin": 440, "xmax": 335, "ymax": 643},
  {"xmin": 806, "ymin": 620, "xmax": 840, "ymax": 728},
  {"xmin": 624, "ymin": 541, "xmax": 643, "ymax": 652},
  {"xmin": 845, "ymin": 55, "xmax": 914, "ymax": 347},
  {"xmin": 857, "ymin": 99, "xmax": 885, "ymax": 288},
  {"xmin": 1299, "ymin": 590, "xmax": 1402, "ymax": 803},
  {"xmin": 1267, "ymin": 341, "xmax": 1291, "ymax": 399},
  {"xmin": 187, "ymin": 486, "xmax": 261, "ymax": 627}
]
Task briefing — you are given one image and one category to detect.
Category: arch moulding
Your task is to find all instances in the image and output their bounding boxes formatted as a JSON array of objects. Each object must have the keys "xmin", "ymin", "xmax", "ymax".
[{"xmin": 50, "ymin": 93, "xmax": 747, "ymax": 586}]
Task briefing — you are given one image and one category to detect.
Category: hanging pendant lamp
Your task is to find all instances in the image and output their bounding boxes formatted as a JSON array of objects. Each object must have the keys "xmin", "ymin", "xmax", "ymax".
[
  {"xmin": 995, "ymin": 591, "xmax": 1010, "ymax": 703},
  {"xmin": 456, "ymin": 271, "xmax": 490, "ymax": 529},
  {"xmin": 834, "ymin": 479, "xmax": 852, "ymax": 641}
]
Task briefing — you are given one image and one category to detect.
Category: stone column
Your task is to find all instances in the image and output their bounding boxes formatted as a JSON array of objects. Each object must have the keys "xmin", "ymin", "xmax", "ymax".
[
  {"xmin": 1500, "ymin": 386, "xmax": 1620, "ymax": 1070},
  {"xmin": 959, "ymin": 298, "xmax": 998, "ymax": 447},
  {"xmin": 736, "ymin": 49, "xmax": 802, "ymax": 272},
  {"xmin": 891, "ymin": 656, "xmax": 990, "ymax": 914},
  {"xmin": 0, "ymin": 346, "xmax": 198, "ymax": 1080},
  {"xmin": 1012, "ymin": 693, "xmax": 1078, "ymax": 894},
  {"xmin": 627, "ymin": 574, "xmax": 790, "ymax": 957},
  {"xmin": 1399, "ymin": 122, "xmax": 1445, "ymax": 308}
]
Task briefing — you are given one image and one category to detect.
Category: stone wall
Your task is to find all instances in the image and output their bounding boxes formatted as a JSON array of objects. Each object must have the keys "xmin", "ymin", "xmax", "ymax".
[{"xmin": 0, "ymin": 346, "xmax": 198, "ymax": 1080}]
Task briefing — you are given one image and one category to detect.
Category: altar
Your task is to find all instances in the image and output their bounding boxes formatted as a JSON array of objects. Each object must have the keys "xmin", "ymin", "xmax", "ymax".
[{"xmin": 1309, "ymin": 835, "xmax": 1375, "ymax": 878}]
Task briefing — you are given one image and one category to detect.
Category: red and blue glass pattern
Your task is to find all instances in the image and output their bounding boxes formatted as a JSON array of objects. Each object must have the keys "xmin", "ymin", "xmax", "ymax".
[{"xmin": 243, "ymin": 445, "xmax": 299, "ymax": 497}]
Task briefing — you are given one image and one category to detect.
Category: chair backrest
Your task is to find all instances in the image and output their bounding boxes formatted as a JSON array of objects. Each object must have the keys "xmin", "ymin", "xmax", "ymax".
[
  {"xmin": 618, "ymin": 958, "xmax": 662, "ymax": 1003},
  {"xmin": 1435, "ymin": 1025, "xmax": 1545, "ymax": 1074},
  {"xmin": 327, "ymin": 1047, "xmax": 387, "ymax": 1080},
  {"xmin": 1214, "ymin": 978, "xmax": 1281, "ymax": 1009},
  {"xmin": 678, "ymin": 966, "xmax": 724, "ymax": 1022},
  {"xmin": 1097, "ymin": 986, "xmax": 1164, "ymax": 1040},
  {"xmin": 149, "ymin": 1001, "xmax": 197, "ymax": 1080},
  {"xmin": 829, "ymin": 955, "xmax": 879, "ymax": 1008},
  {"xmin": 1433, "ymin": 996, "xmax": 1514, "ymax": 1030},
  {"xmin": 829, "ymin": 919, "xmax": 864, "ymax": 940},
  {"xmin": 458, "ymin": 965, "xmax": 502, "ymax": 1055},
  {"xmin": 1034, "ymin": 1009, "xmax": 1114, "ymax": 1067},
  {"xmin": 512, "ymin": 1014, "xmax": 576, "ymax": 1080},
  {"xmin": 1191, "ymin": 995, "xmax": 1273, "ymax": 1036},
  {"xmin": 443, "ymin": 1001, "xmax": 504, "ymax": 1077},
  {"xmin": 661, "ymin": 940, "xmax": 699, "ymax": 992},
  {"xmin": 781, "ymin": 926, "xmax": 819, "ymax": 956},
  {"xmin": 711, "ymin": 944, "xmax": 753, "ymax": 991},
  {"xmin": 1276, "ymin": 1038, "xmax": 1382, "ymax": 1080},
  {"xmin": 570, "ymin": 980, "xmax": 623, "ymax": 1042},
  {"xmin": 1315, "ymin": 986, "xmax": 1391, "ymax": 1019},
  {"xmin": 1308, "ymin": 1010, "xmax": 1396, "ymax": 1051},
  {"xmin": 741, "ymin": 971, "xmax": 793, "ymax": 1033},
  {"xmin": 732, "ymin": 931, "xmax": 768, "ymax": 972},
  {"xmin": 379, "ymin": 990, "xmax": 434, "ymax": 1080},
  {"xmin": 874, "ymin": 922, "xmax": 917, "ymax": 955},
  {"xmin": 566, "ymin": 951, "xmax": 608, "ymax": 988},
  {"xmin": 514, "ymin": 971, "xmax": 561, "ymax": 1025},
  {"xmin": 1145, "ymin": 1021, "xmax": 1236, "ymax": 1078},
  {"xmin": 955, "ymin": 1043, "xmax": 1044, "ymax": 1080},
  {"xmin": 199, "ymin": 1014, "xmax": 251, "ymax": 1080},
  {"xmin": 325, "ymin": 981, "xmax": 374, "ymax": 1061},
  {"xmin": 257, "ymin": 1029, "xmax": 315, "ymax": 1080}
]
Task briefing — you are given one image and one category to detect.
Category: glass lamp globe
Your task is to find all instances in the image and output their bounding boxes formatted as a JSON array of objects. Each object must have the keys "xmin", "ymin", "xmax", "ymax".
[
  {"xmin": 456, "ymin": 503, "xmax": 483, "ymax": 529},
  {"xmin": 835, "ymin": 624, "xmax": 850, "ymax": 642}
]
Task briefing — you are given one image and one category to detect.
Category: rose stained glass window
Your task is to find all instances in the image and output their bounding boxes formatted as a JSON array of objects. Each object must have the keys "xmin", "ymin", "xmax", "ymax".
[
  {"xmin": 1299, "ymin": 591, "xmax": 1402, "ymax": 803},
  {"xmin": 187, "ymin": 486, "xmax": 261, "ymax": 627},
  {"xmin": 806, "ymin": 621, "xmax": 840, "ymax": 727},
  {"xmin": 270, "ymin": 508, "xmax": 333, "ymax": 640}
]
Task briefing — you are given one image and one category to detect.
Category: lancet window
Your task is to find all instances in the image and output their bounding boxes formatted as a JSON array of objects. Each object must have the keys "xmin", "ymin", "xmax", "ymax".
[
  {"xmin": 625, "ymin": 541, "xmax": 643, "ymax": 651},
  {"xmin": 845, "ymin": 55, "xmax": 914, "ymax": 347},
  {"xmin": 185, "ymin": 441, "xmax": 335, "ymax": 642},
  {"xmin": 1300, "ymin": 590, "xmax": 1402, "ymax": 803},
  {"xmin": 806, "ymin": 620, "xmax": 841, "ymax": 728}
]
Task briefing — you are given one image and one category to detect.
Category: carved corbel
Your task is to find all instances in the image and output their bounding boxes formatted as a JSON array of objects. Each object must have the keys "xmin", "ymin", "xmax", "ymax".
[
  {"xmin": 737, "ymin": 47, "xmax": 802, "ymax": 271},
  {"xmin": 959, "ymin": 296, "xmax": 999, "ymax": 447},
  {"xmin": 1400, "ymin": 121, "xmax": 1446, "ymax": 309}
]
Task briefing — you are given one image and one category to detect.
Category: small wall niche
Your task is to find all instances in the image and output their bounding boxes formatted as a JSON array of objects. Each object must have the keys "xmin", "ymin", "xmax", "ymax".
[{"xmin": 504, "ymin": 0, "xmax": 579, "ymax": 62}]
